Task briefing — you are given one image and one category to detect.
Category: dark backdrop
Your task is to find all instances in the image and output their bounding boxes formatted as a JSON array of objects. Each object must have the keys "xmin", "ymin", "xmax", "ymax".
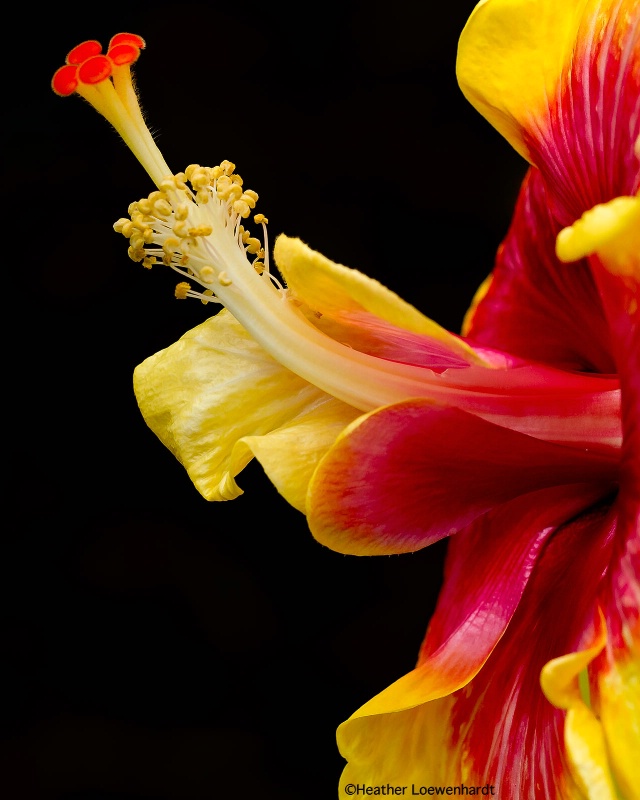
[{"xmin": 5, "ymin": 2, "xmax": 526, "ymax": 798}]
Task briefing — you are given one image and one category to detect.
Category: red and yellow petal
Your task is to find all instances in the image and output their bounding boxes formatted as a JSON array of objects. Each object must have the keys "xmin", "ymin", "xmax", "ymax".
[
  {"xmin": 457, "ymin": 0, "xmax": 586, "ymax": 163},
  {"xmin": 540, "ymin": 610, "xmax": 619, "ymax": 799},
  {"xmin": 544, "ymin": 484, "xmax": 640, "ymax": 800},
  {"xmin": 594, "ymin": 644, "xmax": 640, "ymax": 798},
  {"xmin": 338, "ymin": 488, "xmax": 617, "ymax": 799},
  {"xmin": 273, "ymin": 235, "xmax": 490, "ymax": 368},
  {"xmin": 307, "ymin": 399, "xmax": 617, "ymax": 556},
  {"xmin": 590, "ymin": 482, "xmax": 640, "ymax": 796},
  {"xmin": 458, "ymin": 0, "xmax": 639, "ymax": 225}
]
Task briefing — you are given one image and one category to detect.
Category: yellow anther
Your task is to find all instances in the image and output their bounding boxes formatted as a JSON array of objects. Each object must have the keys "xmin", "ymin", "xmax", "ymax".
[
  {"xmin": 240, "ymin": 192, "xmax": 256, "ymax": 209},
  {"xmin": 128, "ymin": 201, "xmax": 140, "ymax": 215},
  {"xmin": 142, "ymin": 256, "xmax": 156, "ymax": 269},
  {"xmin": 200, "ymin": 266, "xmax": 216, "ymax": 283},
  {"xmin": 154, "ymin": 199, "xmax": 172, "ymax": 217},
  {"xmin": 254, "ymin": 213, "xmax": 268, "ymax": 225},
  {"xmin": 175, "ymin": 282, "xmax": 191, "ymax": 300},
  {"xmin": 185, "ymin": 164, "xmax": 200, "ymax": 181},
  {"xmin": 243, "ymin": 189, "xmax": 258, "ymax": 204},
  {"xmin": 114, "ymin": 218, "xmax": 131, "ymax": 235},
  {"xmin": 201, "ymin": 289, "xmax": 215, "ymax": 305},
  {"xmin": 253, "ymin": 260, "xmax": 265, "ymax": 274},
  {"xmin": 220, "ymin": 160, "xmax": 236, "ymax": 176},
  {"xmin": 190, "ymin": 168, "xmax": 211, "ymax": 189},
  {"xmin": 174, "ymin": 172, "xmax": 188, "ymax": 190},
  {"xmin": 179, "ymin": 254, "xmax": 190, "ymax": 267},
  {"xmin": 173, "ymin": 221, "xmax": 189, "ymax": 238},
  {"xmin": 218, "ymin": 271, "xmax": 233, "ymax": 286},
  {"xmin": 196, "ymin": 189, "xmax": 211, "ymax": 204},
  {"xmin": 231, "ymin": 174, "xmax": 243, "ymax": 185},
  {"xmin": 241, "ymin": 230, "xmax": 251, "ymax": 243},
  {"xmin": 137, "ymin": 198, "xmax": 153, "ymax": 215},
  {"xmin": 175, "ymin": 205, "xmax": 189, "ymax": 222},
  {"xmin": 163, "ymin": 236, "xmax": 180, "ymax": 254},
  {"xmin": 148, "ymin": 190, "xmax": 166, "ymax": 204},
  {"xmin": 233, "ymin": 200, "xmax": 251, "ymax": 218},
  {"xmin": 123, "ymin": 221, "xmax": 136, "ymax": 238},
  {"xmin": 130, "ymin": 233, "xmax": 145, "ymax": 251},
  {"xmin": 159, "ymin": 178, "xmax": 176, "ymax": 193},
  {"xmin": 128, "ymin": 246, "xmax": 145, "ymax": 262},
  {"xmin": 246, "ymin": 237, "xmax": 262, "ymax": 254},
  {"xmin": 143, "ymin": 228, "xmax": 154, "ymax": 244},
  {"xmin": 188, "ymin": 225, "xmax": 213, "ymax": 237},
  {"xmin": 131, "ymin": 213, "xmax": 150, "ymax": 230}
]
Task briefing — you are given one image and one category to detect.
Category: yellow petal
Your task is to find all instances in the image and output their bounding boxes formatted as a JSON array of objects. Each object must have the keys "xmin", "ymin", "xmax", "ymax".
[
  {"xmin": 556, "ymin": 196, "xmax": 640, "ymax": 280},
  {"xmin": 231, "ymin": 397, "xmax": 360, "ymax": 513},
  {"xmin": 273, "ymin": 234, "xmax": 486, "ymax": 364},
  {"xmin": 461, "ymin": 273, "xmax": 493, "ymax": 337},
  {"xmin": 540, "ymin": 611, "xmax": 619, "ymax": 800},
  {"xmin": 597, "ymin": 648, "xmax": 640, "ymax": 800},
  {"xmin": 133, "ymin": 309, "xmax": 358, "ymax": 506},
  {"xmin": 457, "ymin": 0, "xmax": 588, "ymax": 161},
  {"xmin": 338, "ymin": 694, "xmax": 467, "ymax": 797}
]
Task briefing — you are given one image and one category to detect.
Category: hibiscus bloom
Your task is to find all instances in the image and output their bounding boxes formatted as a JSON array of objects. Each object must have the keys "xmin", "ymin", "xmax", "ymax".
[{"xmin": 51, "ymin": 0, "xmax": 638, "ymax": 797}]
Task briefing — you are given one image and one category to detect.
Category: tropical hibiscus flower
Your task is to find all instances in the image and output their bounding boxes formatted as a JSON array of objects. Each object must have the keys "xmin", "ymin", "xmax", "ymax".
[{"xmin": 51, "ymin": 0, "xmax": 638, "ymax": 796}]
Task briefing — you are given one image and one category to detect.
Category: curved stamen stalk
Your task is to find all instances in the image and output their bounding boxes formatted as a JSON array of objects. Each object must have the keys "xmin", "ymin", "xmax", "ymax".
[{"xmin": 52, "ymin": 33, "xmax": 623, "ymax": 453}]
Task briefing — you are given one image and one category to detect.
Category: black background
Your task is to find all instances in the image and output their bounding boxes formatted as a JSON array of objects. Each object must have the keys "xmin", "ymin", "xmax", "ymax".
[{"xmin": 5, "ymin": 2, "xmax": 526, "ymax": 798}]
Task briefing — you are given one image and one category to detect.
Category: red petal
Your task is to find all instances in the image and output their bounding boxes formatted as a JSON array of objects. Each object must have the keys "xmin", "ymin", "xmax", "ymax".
[
  {"xmin": 417, "ymin": 484, "xmax": 608, "ymax": 680},
  {"xmin": 308, "ymin": 400, "xmax": 617, "ymax": 555},
  {"xmin": 465, "ymin": 168, "xmax": 615, "ymax": 373},
  {"xmin": 447, "ymin": 499, "xmax": 617, "ymax": 797}
]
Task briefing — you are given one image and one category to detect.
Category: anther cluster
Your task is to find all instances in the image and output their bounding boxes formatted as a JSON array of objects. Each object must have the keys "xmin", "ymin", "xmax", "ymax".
[{"xmin": 113, "ymin": 160, "xmax": 271, "ymax": 303}]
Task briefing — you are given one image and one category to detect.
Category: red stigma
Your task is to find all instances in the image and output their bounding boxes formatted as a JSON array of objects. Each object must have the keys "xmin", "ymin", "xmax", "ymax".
[
  {"xmin": 77, "ymin": 55, "xmax": 113, "ymax": 85},
  {"xmin": 107, "ymin": 43, "xmax": 142, "ymax": 66},
  {"xmin": 52, "ymin": 33, "xmax": 145, "ymax": 96},
  {"xmin": 109, "ymin": 33, "xmax": 146, "ymax": 50},
  {"xmin": 66, "ymin": 40, "xmax": 102, "ymax": 65},
  {"xmin": 51, "ymin": 64, "xmax": 79, "ymax": 96}
]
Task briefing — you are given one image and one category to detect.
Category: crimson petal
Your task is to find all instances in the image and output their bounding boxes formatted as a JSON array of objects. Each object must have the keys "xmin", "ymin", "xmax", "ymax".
[{"xmin": 308, "ymin": 399, "xmax": 617, "ymax": 555}]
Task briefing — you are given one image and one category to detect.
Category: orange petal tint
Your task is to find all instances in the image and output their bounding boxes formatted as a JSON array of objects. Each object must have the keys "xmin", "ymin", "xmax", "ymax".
[
  {"xmin": 107, "ymin": 43, "xmax": 142, "ymax": 66},
  {"xmin": 77, "ymin": 55, "xmax": 112, "ymax": 85},
  {"xmin": 51, "ymin": 64, "xmax": 78, "ymax": 96},
  {"xmin": 108, "ymin": 32, "xmax": 146, "ymax": 50},
  {"xmin": 66, "ymin": 39, "xmax": 102, "ymax": 65}
]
